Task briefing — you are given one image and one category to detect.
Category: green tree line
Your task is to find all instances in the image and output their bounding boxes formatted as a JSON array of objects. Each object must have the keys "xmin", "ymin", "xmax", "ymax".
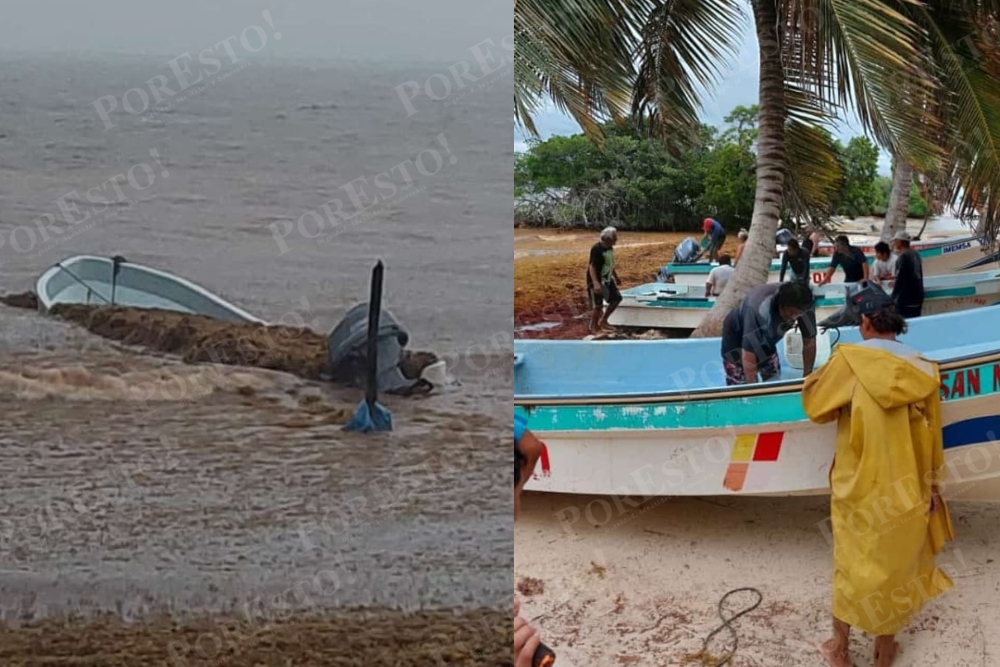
[{"xmin": 514, "ymin": 106, "xmax": 930, "ymax": 231}]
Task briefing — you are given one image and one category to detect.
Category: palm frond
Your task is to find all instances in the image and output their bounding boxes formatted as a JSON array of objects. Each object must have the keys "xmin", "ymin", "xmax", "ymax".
[
  {"xmin": 780, "ymin": 0, "xmax": 945, "ymax": 170},
  {"xmin": 783, "ymin": 118, "xmax": 844, "ymax": 223},
  {"xmin": 514, "ymin": 0, "xmax": 650, "ymax": 139},
  {"xmin": 913, "ymin": 5, "xmax": 1000, "ymax": 246},
  {"xmin": 631, "ymin": 0, "xmax": 745, "ymax": 144}
]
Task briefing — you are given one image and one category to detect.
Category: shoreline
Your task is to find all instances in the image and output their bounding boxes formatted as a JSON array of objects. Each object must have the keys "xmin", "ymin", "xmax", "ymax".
[{"xmin": 0, "ymin": 608, "xmax": 511, "ymax": 666}]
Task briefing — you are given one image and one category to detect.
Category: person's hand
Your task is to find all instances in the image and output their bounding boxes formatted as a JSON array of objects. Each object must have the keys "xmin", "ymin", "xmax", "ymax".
[{"xmin": 514, "ymin": 598, "xmax": 542, "ymax": 667}]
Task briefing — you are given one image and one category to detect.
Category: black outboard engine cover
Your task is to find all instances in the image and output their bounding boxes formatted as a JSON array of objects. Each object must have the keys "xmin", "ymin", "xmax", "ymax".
[
  {"xmin": 817, "ymin": 280, "xmax": 895, "ymax": 329},
  {"xmin": 326, "ymin": 303, "xmax": 421, "ymax": 394},
  {"xmin": 775, "ymin": 228, "xmax": 794, "ymax": 246},
  {"xmin": 673, "ymin": 237, "xmax": 701, "ymax": 264}
]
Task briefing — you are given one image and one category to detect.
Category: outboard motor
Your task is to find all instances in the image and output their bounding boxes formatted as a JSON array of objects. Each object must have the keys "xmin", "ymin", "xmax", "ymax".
[
  {"xmin": 775, "ymin": 228, "xmax": 794, "ymax": 246},
  {"xmin": 817, "ymin": 280, "xmax": 895, "ymax": 329},
  {"xmin": 673, "ymin": 237, "xmax": 701, "ymax": 264},
  {"xmin": 326, "ymin": 303, "xmax": 426, "ymax": 395}
]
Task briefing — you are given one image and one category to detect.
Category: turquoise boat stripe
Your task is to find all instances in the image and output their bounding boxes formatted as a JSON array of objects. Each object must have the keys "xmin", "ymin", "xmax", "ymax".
[
  {"xmin": 926, "ymin": 285, "xmax": 976, "ymax": 298},
  {"xmin": 629, "ymin": 286, "xmax": 984, "ymax": 310},
  {"xmin": 634, "ymin": 296, "xmax": 844, "ymax": 310},
  {"xmin": 517, "ymin": 357, "xmax": 997, "ymax": 432}
]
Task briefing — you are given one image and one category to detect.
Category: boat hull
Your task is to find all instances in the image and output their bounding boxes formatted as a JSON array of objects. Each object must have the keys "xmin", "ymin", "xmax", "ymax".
[
  {"xmin": 663, "ymin": 236, "xmax": 985, "ymax": 287},
  {"xmin": 515, "ymin": 306, "xmax": 1000, "ymax": 501},
  {"xmin": 519, "ymin": 359, "xmax": 1000, "ymax": 501},
  {"xmin": 609, "ymin": 270, "xmax": 1000, "ymax": 330},
  {"xmin": 36, "ymin": 255, "xmax": 264, "ymax": 324}
]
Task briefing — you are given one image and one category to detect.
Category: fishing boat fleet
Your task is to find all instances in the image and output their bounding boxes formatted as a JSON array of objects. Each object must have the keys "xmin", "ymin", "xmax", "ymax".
[
  {"xmin": 516, "ymin": 232, "xmax": 1000, "ymax": 500},
  {"xmin": 609, "ymin": 235, "xmax": 994, "ymax": 330}
]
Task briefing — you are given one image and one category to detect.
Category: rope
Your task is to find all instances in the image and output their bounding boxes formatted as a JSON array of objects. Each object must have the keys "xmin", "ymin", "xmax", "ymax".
[{"xmin": 694, "ymin": 587, "xmax": 763, "ymax": 667}]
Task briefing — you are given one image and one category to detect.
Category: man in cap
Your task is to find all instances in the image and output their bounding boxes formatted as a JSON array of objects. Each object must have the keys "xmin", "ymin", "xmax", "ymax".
[
  {"xmin": 587, "ymin": 226, "xmax": 622, "ymax": 331},
  {"xmin": 891, "ymin": 231, "xmax": 924, "ymax": 318}
]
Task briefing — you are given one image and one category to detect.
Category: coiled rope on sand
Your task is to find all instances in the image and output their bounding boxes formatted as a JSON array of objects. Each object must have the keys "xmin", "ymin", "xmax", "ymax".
[{"xmin": 688, "ymin": 587, "xmax": 763, "ymax": 667}]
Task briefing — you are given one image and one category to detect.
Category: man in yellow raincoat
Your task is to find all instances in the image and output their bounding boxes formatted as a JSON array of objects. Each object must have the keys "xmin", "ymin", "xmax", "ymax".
[{"xmin": 802, "ymin": 288, "xmax": 954, "ymax": 667}]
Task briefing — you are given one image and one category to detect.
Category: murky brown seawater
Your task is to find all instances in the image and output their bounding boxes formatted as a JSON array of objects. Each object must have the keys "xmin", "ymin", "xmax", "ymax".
[{"xmin": 0, "ymin": 53, "xmax": 512, "ymax": 663}]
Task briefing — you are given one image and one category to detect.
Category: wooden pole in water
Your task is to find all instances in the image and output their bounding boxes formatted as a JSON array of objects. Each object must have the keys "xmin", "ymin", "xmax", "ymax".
[{"xmin": 366, "ymin": 260, "xmax": 384, "ymax": 409}]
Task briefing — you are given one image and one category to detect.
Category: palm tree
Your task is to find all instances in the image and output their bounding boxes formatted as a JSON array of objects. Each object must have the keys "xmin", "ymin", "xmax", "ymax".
[
  {"xmin": 881, "ymin": 155, "xmax": 914, "ymax": 241},
  {"xmin": 515, "ymin": 0, "xmax": 1000, "ymax": 336}
]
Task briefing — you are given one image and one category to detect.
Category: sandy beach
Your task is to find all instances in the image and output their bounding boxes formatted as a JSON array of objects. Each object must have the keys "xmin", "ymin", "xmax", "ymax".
[{"xmin": 516, "ymin": 493, "xmax": 1000, "ymax": 666}]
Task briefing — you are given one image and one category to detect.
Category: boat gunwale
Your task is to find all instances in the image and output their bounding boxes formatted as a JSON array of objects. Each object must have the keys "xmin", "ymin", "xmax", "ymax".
[{"xmin": 515, "ymin": 347, "xmax": 1000, "ymax": 407}]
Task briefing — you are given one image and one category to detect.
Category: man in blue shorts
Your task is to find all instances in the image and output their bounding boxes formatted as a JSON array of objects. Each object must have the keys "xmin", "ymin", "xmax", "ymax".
[
  {"xmin": 699, "ymin": 218, "xmax": 727, "ymax": 262},
  {"xmin": 720, "ymin": 282, "xmax": 817, "ymax": 385}
]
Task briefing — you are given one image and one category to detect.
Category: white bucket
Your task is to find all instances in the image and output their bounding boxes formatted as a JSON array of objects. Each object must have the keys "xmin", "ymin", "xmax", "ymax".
[{"xmin": 784, "ymin": 329, "xmax": 832, "ymax": 370}]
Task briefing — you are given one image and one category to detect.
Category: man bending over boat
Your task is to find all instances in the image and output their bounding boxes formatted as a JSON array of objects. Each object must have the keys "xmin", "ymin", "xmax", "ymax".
[
  {"xmin": 820, "ymin": 235, "xmax": 869, "ymax": 285},
  {"xmin": 698, "ymin": 218, "xmax": 727, "ymax": 262},
  {"xmin": 802, "ymin": 288, "xmax": 953, "ymax": 667},
  {"xmin": 720, "ymin": 282, "xmax": 816, "ymax": 385}
]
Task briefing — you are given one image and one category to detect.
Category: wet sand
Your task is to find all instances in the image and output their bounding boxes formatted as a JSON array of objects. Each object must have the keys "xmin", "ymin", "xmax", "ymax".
[
  {"xmin": 516, "ymin": 492, "xmax": 1000, "ymax": 666},
  {"xmin": 0, "ymin": 609, "xmax": 513, "ymax": 666}
]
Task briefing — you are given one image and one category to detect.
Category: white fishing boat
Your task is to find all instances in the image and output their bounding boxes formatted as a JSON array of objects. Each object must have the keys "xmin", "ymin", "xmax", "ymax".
[
  {"xmin": 36, "ymin": 255, "xmax": 264, "ymax": 324},
  {"xmin": 609, "ymin": 269, "xmax": 1000, "ymax": 330},
  {"xmin": 515, "ymin": 304, "xmax": 1000, "ymax": 501},
  {"xmin": 662, "ymin": 236, "xmax": 985, "ymax": 287}
]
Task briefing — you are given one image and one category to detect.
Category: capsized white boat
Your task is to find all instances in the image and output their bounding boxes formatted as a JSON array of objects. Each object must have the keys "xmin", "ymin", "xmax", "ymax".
[
  {"xmin": 515, "ymin": 304, "xmax": 1000, "ymax": 501},
  {"xmin": 36, "ymin": 255, "xmax": 264, "ymax": 324},
  {"xmin": 610, "ymin": 269, "xmax": 1000, "ymax": 330},
  {"xmin": 37, "ymin": 255, "xmax": 455, "ymax": 389}
]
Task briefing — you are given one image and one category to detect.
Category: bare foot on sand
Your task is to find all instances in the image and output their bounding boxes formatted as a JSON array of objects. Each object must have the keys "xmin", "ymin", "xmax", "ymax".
[
  {"xmin": 874, "ymin": 639, "xmax": 899, "ymax": 667},
  {"xmin": 820, "ymin": 638, "xmax": 853, "ymax": 667}
]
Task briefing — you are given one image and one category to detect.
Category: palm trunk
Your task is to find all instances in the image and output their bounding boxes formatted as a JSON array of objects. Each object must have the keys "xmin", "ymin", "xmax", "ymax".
[
  {"xmin": 881, "ymin": 155, "xmax": 912, "ymax": 241},
  {"xmin": 692, "ymin": 0, "xmax": 785, "ymax": 337}
]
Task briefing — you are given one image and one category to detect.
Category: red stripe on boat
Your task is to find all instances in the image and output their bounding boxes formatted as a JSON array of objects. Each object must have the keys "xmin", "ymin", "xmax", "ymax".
[
  {"xmin": 539, "ymin": 442, "xmax": 551, "ymax": 476},
  {"xmin": 753, "ymin": 432, "xmax": 784, "ymax": 462}
]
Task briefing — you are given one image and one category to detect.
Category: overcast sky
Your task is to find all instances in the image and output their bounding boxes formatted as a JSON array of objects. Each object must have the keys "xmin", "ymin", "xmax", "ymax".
[
  {"xmin": 515, "ymin": 16, "xmax": 893, "ymax": 176},
  {"xmin": 0, "ymin": 0, "xmax": 510, "ymax": 62}
]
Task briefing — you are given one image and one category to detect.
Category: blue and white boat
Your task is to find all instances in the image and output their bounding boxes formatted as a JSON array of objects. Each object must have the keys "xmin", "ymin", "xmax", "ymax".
[
  {"xmin": 661, "ymin": 235, "xmax": 984, "ymax": 287},
  {"xmin": 609, "ymin": 269, "xmax": 1000, "ymax": 330},
  {"xmin": 515, "ymin": 305, "xmax": 1000, "ymax": 500}
]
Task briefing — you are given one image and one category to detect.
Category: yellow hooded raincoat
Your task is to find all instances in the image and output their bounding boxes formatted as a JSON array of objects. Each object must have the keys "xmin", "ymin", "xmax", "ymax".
[{"xmin": 802, "ymin": 343, "xmax": 955, "ymax": 636}]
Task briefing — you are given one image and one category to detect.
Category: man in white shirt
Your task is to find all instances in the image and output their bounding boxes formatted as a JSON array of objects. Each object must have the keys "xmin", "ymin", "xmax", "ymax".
[
  {"xmin": 871, "ymin": 241, "xmax": 897, "ymax": 289},
  {"xmin": 705, "ymin": 254, "xmax": 735, "ymax": 297}
]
